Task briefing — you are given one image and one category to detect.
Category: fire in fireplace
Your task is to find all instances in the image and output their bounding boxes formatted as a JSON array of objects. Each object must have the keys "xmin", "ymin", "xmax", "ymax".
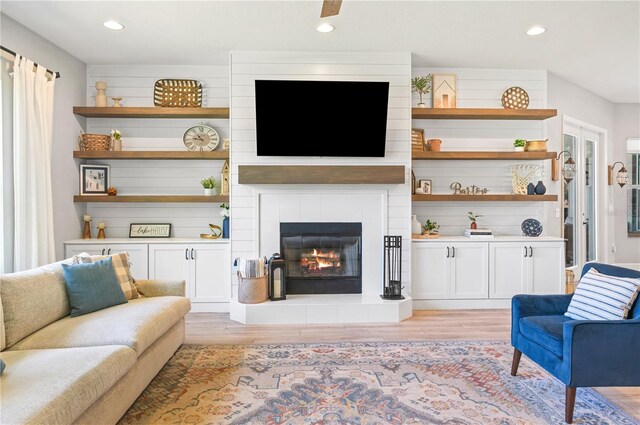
[{"xmin": 280, "ymin": 222, "xmax": 362, "ymax": 294}]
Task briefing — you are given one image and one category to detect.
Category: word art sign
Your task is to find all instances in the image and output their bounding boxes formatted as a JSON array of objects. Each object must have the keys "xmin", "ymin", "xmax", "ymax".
[
  {"xmin": 450, "ymin": 182, "xmax": 489, "ymax": 195},
  {"xmin": 129, "ymin": 223, "xmax": 172, "ymax": 238}
]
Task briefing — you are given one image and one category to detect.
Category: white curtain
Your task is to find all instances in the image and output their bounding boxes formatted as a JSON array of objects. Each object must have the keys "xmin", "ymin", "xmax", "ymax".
[{"xmin": 12, "ymin": 55, "xmax": 56, "ymax": 271}]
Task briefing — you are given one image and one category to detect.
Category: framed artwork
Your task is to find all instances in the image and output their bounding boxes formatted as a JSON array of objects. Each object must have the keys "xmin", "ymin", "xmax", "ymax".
[
  {"xmin": 419, "ymin": 179, "xmax": 432, "ymax": 195},
  {"xmin": 433, "ymin": 74, "xmax": 456, "ymax": 108},
  {"xmin": 80, "ymin": 164, "xmax": 110, "ymax": 195},
  {"xmin": 412, "ymin": 128, "xmax": 425, "ymax": 152},
  {"xmin": 129, "ymin": 223, "xmax": 172, "ymax": 238}
]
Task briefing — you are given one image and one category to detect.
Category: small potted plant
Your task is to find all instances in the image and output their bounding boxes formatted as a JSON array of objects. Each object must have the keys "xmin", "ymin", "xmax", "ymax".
[
  {"xmin": 514, "ymin": 139, "xmax": 526, "ymax": 152},
  {"xmin": 411, "ymin": 75, "xmax": 432, "ymax": 108},
  {"xmin": 111, "ymin": 129, "xmax": 122, "ymax": 151},
  {"xmin": 422, "ymin": 219, "xmax": 440, "ymax": 238},
  {"xmin": 200, "ymin": 176, "xmax": 216, "ymax": 196},
  {"xmin": 468, "ymin": 211, "xmax": 482, "ymax": 229}
]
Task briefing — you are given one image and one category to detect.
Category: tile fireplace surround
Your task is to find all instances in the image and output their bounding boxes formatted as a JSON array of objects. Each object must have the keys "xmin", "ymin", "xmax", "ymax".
[{"xmin": 229, "ymin": 190, "xmax": 413, "ymax": 324}]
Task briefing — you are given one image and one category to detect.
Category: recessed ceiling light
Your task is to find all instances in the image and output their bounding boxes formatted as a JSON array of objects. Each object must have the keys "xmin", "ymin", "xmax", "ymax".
[
  {"xmin": 104, "ymin": 20, "xmax": 124, "ymax": 30},
  {"xmin": 527, "ymin": 26, "xmax": 546, "ymax": 36},
  {"xmin": 317, "ymin": 22, "xmax": 335, "ymax": 33}
]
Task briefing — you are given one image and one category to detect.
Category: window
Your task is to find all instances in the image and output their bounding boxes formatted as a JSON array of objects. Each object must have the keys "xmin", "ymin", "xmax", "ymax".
[{"xmin": 628, "ymin": 138, "xmax": 640, "ymax": 236}]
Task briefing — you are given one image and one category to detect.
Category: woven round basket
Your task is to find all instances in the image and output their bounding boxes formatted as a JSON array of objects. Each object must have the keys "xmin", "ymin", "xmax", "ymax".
[
  {"xmin": 237, "ymin": 272, "xmax": 268, "ymax": 304},
  {"xmin": 501, "ymin": 86, "xmax": 530, "ymax": 109},
  {"xmin": 80, "ymin": 134, "xmax": 111, "ymax": 151}
]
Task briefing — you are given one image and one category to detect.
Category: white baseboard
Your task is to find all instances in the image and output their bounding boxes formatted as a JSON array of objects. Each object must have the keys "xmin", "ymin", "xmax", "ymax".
[
  {"xmin": 412, "ymin": 299, "xmax": 511, "ymax": 310},
  {"xmin": 190, "ymin": 302, "xmax": 230, "ymax": 313}
]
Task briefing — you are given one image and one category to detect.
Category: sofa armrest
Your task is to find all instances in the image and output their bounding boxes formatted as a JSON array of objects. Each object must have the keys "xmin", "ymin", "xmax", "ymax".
[
  {"xmin": 135, "ymin": 279, "xmax": 186, "ymax": 297},
  {"xmin": 563, "ymin": 318, "xmax": 640, "ymax": 387},
  {"xmin": 512, "ymin": 294, "xmax": 573, "ymax": 346}
]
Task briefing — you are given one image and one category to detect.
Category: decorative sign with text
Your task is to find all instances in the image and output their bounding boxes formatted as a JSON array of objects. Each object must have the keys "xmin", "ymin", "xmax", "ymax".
[
  {"xmin": 450, "ymin": 182, "xmax": 489, "ymax": 195},
  {"xmin": 129, "ymin": 223, "xmax": 172, "ymax": 238}
]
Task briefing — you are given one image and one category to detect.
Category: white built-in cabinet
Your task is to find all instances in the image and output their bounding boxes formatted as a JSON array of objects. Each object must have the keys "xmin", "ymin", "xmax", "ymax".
[
  {"xmin": 412, "ymin": 237, "xmax": 564, "ymax": 304},
  {"xmin": 64, "ymin": 239, "xmax": 231, "ymax": 311}
]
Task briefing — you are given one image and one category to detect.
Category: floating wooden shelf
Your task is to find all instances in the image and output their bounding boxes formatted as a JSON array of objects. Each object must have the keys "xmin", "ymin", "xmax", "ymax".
[
  {"xmin": 73, "ymin": 151, "xmax": 229, "ymax": 160},
  {"xmin": 412, "ymin": 151, "xmax": 557, "ymax": 160},
  {"xmin": 411, "ymin": 108, "xmax": 557, "ymax": 120},
  {"xmin": 412, "ymin": 194, "xmax": 558, "ymax": 202},
  {"xmin": 238, "ymin": 165, "xmax": 405, "ymax": 184},
  {"xmin": 73, "ymin": 107, "xmax": 229, "ymax": 119},
  {"xmin": 73, "ymin": 195, "xmax": 229, "ymax": 203}
]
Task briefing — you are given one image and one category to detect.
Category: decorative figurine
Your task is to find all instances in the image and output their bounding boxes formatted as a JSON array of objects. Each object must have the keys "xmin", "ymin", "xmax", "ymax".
[{"xmin": 95, "ymin": 81, "xmax": 108, "ymax": 107}]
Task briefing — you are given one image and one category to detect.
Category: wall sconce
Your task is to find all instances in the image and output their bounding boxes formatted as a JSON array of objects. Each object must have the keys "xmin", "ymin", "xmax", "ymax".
[
  {"xmin": 552, "ymin": 150, "xmax": 576, "ymax": 183},
  {"xmin": 608, "ymin": 162, "xmax": 628, "ymax": 187}
]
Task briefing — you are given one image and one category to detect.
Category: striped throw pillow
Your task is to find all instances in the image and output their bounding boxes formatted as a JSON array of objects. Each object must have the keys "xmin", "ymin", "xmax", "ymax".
[
  {"xmin": 565, "ymin": 268, "xmax": 640, "ymax": 321},
  {"xmin": 73, "ymin": 252, "xmax": 139, "ymax": 300}
]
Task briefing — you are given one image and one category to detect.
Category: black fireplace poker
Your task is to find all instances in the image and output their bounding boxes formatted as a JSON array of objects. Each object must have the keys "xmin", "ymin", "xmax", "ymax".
[{"xmin": 381, "ymin": 235, "xmax": 405, "ymax": 300}]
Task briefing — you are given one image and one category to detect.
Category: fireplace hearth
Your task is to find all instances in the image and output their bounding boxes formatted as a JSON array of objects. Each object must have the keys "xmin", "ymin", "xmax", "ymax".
[{"xmin": 280, "ymin": 223, "xmax": 362, "ymax": 294}]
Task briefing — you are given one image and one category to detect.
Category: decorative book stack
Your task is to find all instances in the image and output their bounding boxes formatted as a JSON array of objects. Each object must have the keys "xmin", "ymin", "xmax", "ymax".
[{"xmin": 464, "ymin": 228, "xmax": 493, "ymax": 239}]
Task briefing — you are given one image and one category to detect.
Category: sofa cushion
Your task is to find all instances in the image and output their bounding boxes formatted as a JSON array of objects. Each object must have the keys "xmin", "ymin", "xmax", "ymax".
[
  {"xmin": 62, "ymin": 258, "xmax": 128, "ymax": 317},
  {"xmin": 1, "ymin": 258, "xmax": 73, "ymax": 348},
  {"xmin": 8, "ymin": 296, "xmax": 191, "ymax": 356},
  {"xmin": 519, "ymin": 315, "xmax": 572, "ymax": 357},
  {"xmin": 74, "ymin": 252, "xmax": 140, "ymax": 300},
  {"xmin": 0, "ymin": 345, "xmax": 136, "ymax": 425}
]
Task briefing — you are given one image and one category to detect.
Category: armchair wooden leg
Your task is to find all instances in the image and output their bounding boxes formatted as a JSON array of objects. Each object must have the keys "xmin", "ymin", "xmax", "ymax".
[
  {"xmin": 511, "ymin": 349, "xmax": 522, "ymax": 376},
  {"xmin": 565, "ymin": 386, "xmax": 576, "ymax": 424}
]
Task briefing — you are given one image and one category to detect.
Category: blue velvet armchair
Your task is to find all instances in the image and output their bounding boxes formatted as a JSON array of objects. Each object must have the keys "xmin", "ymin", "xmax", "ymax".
[{"xmin": 511, "ymin": 262, "xmax": 640, "ymax": 423}]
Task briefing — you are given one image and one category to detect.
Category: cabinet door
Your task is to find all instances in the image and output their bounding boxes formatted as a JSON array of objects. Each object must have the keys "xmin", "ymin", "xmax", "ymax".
[
  {"xmin": 450, "ymin": 243, "xmax": 489, "ymax": 299},
  {"xmin": 412, "ymin": 243, "xmax": 449, "ymax": 299},
  {"xmin": 191, "ymin": 244, "xmax": 231, "ymax": 303},
  {"xmin": 108, "ymin": 244, "xmax": 148, "ymax": 280},
  {"xmin": 489, "ymin": 243, "xmax": 528, "ymax": 299},
  {"xmin": 148, "ymin": 244, "xmax": 191, "ymax": 295},
  {"xmin": 528, "ymin": 243, "xmax": 564, "ymax": 294},
  {"xmin": 65, "ymin": 244, "xmax": 107, "ymax": 258}
]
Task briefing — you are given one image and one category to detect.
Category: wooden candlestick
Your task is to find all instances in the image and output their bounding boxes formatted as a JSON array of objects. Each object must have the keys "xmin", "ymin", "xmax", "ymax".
[
  {"xmin": 97, "ymin": 222, "xmax": 106, "ymax": 239},
  {"xmin": 83, "ymin": 215, "xmax": 92, "ymax": 239}
]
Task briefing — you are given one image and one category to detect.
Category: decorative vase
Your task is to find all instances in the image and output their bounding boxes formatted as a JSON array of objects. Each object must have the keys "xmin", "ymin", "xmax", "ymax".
[
  {"xmin": 514, "ymin": 146, "xmax": 525, "ymax": 152},
  {"xmin": 471, "ymin": 222, "xmax": 478, "ymax": 230},
  {"xmin": 222, "ymin": 217, "xmax": 229, "ymax": 239},
  {"xmin": 112, "ymin": 138, "xmax": 122, "ymax": 151},
  {"xmin": 95, "ymin": 81, "xmax": 108, "ymax": 107},
  {"xmin": 111, "ymin": 97, "xmax": 123, "ymax": 107},
  {"xmin": 204, "ymin": 188, "xmax": 215, "ymax": 196},
  {"xmin": 534, "ymin": 180, "xmax": 547, "ymax": 195},
  {"xmin": 427, "ymin": 139, "xmax": 442, "ymax": 152},
  {"xmin": 527, "ymin": 183, "xmax": 535, "ymax": 195},
  {"xmin": 411, "ymin": 215, "xmax": 422, "ymax": 235}
]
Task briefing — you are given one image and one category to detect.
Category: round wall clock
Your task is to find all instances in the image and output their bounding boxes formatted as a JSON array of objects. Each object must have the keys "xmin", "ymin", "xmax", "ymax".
[{"xmin": 183, "ymin": 124, "xmax": 219, "ymax": 151}]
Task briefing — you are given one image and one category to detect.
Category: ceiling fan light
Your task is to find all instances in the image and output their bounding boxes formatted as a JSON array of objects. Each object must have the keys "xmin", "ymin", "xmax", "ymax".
[{"xmin": 317, "ymin": 22, "xmax": 335, "ymax": 33}]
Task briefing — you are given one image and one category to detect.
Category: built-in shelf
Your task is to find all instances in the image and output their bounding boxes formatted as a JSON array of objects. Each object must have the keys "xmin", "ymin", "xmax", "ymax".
[
  {"xmin": 238, "ymin": 165, "xmax": 405, "ymax": 184},
  {"xmin": 73, "ymin": 195, "xmax": 229, "ymax": 203},
  {"xmin": 73, "ymin": 151, "xmax": 229, "ymax": 160},
  {"xmin": 412, "ymin": 194, "xmax": 558, "ymax": 202},
  {"xmin": 411, "ymin": 108, "xmax": 557, "ymax": 120},
  {"xmin": 412, "ymin": 151, "xmax": 557, "ymax": 160},
  {"xmin": 72, "ymin": 106, "xmax": 229, "ymax": 119}
]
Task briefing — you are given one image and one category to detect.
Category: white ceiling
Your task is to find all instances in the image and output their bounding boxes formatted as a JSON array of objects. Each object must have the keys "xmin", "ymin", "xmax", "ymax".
[{"xmin": 2, "ymin": 1, "xmax": 639, "ymax": 103}]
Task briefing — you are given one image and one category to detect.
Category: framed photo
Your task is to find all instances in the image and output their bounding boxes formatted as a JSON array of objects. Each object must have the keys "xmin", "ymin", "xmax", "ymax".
[
  {"xmin": 433, "ymin": 74, "xmax": 457, "ymax": 108},
  {"xmin": 419, "ymin": 179, "xmax": 432, "ymax": 195},
  {"xmin": 129, "ymin": 223, "xmax": 172, "ymax": 238},
  {"xmin": 411, "ymin": 128, "xmax": 425, "ymax": 152},
  {"xmin": 80, "ymin": 164, "xmax": 110, "ymax": 195}
]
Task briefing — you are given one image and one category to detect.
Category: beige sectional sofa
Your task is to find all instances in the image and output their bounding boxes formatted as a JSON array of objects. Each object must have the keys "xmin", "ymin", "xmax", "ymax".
[{"xmin": 0, "ymin": 258, "xmax": 191, "ymax": 424}]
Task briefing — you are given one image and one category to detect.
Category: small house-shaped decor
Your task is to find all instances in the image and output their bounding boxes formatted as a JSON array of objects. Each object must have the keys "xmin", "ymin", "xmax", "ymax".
[
  {"xmin": 220, "ymin": 160, "xmax": 230, "ymax": 196},
  {"xmin": 433, "ymin": 75, "xmax": 457, "ymax": 108}
]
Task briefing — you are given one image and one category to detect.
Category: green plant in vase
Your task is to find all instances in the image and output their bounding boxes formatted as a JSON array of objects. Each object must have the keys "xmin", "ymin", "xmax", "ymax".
[
  {"xmin": 200, "ymin": 176, "xmax": 216, "ymax": 196},
  {"xmin": 468, "ymin": 211, "xmax": 482, "ymax": 229},
  {"xmin": 514, "ymin": 139, "xmax": 526, "ymax": 152},
  {"xmin": 422, "ymin": 219, "xmax": 440, "ymax": 237},
  {"xmin": 411, "ymin": 75, "xmax": 432, "ymax": 108}
]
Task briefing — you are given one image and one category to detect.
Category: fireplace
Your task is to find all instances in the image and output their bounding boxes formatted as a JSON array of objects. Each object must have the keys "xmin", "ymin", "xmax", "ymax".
[{"xmin": 280, "ymin": 223, "xmax": 362, "ymax": 294}]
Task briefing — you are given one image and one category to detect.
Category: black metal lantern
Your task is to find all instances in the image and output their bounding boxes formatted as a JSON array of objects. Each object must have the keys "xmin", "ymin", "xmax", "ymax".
[
  {"xmin": 268, "ymin": 253, "xmax": 286, "ymax": 301},
  {"xmin": 381, "ymin": 236, "xmax": 404, "ymax": 300}
]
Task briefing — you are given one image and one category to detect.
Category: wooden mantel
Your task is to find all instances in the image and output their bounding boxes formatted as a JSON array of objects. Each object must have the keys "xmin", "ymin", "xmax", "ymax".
[{"xmin": 238, "ymin": 165, "xmax": 405, "ymax": 184}]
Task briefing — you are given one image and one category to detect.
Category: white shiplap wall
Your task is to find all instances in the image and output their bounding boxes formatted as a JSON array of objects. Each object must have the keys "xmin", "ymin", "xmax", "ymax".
[
  {"xmin": 230, "ymin": 51, "xmax": 412, "ymax": 295},
  {"xmin": 411, "ymin": 68, "xmax": 556, "ymax": 237},
  {"xmin": 84, "ymin": 65, "xmax": 229, "ymax": 238}
]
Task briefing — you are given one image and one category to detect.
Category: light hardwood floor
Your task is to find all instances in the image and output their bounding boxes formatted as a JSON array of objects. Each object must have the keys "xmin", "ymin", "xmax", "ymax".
[{"xmin": 184, "ymin": 309, "xmax": 639, "ymax": 419}]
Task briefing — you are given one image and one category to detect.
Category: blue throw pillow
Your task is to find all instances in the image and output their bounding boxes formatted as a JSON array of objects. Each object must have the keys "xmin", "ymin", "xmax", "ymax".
[{"xmin": 62, "ymin": 258, "xmax": 127, "ymax": 317}]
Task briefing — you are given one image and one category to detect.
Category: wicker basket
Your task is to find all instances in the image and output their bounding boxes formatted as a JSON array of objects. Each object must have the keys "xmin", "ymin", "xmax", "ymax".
[
  {"xmin": 79, "ymin": 134, "xmax": 111, "ymax": 151},
  {"xmin": 154, "ymin": 79, "xmax": 203, "ymax": 107},
  {"xmin": 237, "ymin": 272, "xmax": 268, "ymax": 304}
]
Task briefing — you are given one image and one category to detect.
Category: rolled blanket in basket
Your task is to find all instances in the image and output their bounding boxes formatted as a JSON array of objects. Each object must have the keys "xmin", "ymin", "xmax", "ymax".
[{"xmin": 235, "ymin": 257, "xmax": 267, "ymax": 278}]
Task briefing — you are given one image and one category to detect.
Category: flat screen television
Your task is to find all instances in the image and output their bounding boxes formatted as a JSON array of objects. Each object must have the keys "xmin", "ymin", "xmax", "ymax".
[{"xmin": 255, "ymin": 80, "xmax": 389, "ymax": 157}]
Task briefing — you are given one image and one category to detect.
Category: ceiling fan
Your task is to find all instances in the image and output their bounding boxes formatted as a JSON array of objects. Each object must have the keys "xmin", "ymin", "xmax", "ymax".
[{"xmin": 320, "ymin": 0, "xmax": 342, "ymax": 18}]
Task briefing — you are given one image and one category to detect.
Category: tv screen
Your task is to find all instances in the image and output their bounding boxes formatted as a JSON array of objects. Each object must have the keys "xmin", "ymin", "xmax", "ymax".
[{"xmin": 255, "ymin": 80, "xmax": 389, "ymax": 157}]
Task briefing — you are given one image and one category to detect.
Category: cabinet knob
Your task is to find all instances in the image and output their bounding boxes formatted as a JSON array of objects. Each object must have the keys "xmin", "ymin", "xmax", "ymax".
[
  {"xmin": 529, "ymin": 246, "xmax": 533, "ymax": 257},
  {"xmin": 107, "ymin": 248, "xmax": 111, "ymax": 255},
  {"xmin": 190, "ymin": 248, "xmax": 195, "ymax": 260},
  {"xmin": 101, "ymin": 248, "xmax": 105, "ymax": 255},
  {"xmin": 524, "ymin": 247, "xmax": 528, "ymax": 258},
  {"xmin": 446, "ymin": 247, "xmax": 450, "ymax": 258},
  {"xmin": 451, "ymin": 247, "xmax": 455, "ymax": 258},
  {"xmin": 185, "ymin": 248, "xmax": 189, "ymax": 260}
]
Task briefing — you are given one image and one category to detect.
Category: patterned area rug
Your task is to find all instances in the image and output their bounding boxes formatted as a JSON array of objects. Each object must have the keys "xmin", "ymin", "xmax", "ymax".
[{"xmin": 120, "ymin": 341, "xmax": 638, "ymax": 425}]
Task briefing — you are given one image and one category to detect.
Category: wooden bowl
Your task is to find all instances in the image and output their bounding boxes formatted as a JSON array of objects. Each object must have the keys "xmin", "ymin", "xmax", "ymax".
[{"xmin": 525, "ymin": 139, "xmax": 548, "ymax": 152}]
